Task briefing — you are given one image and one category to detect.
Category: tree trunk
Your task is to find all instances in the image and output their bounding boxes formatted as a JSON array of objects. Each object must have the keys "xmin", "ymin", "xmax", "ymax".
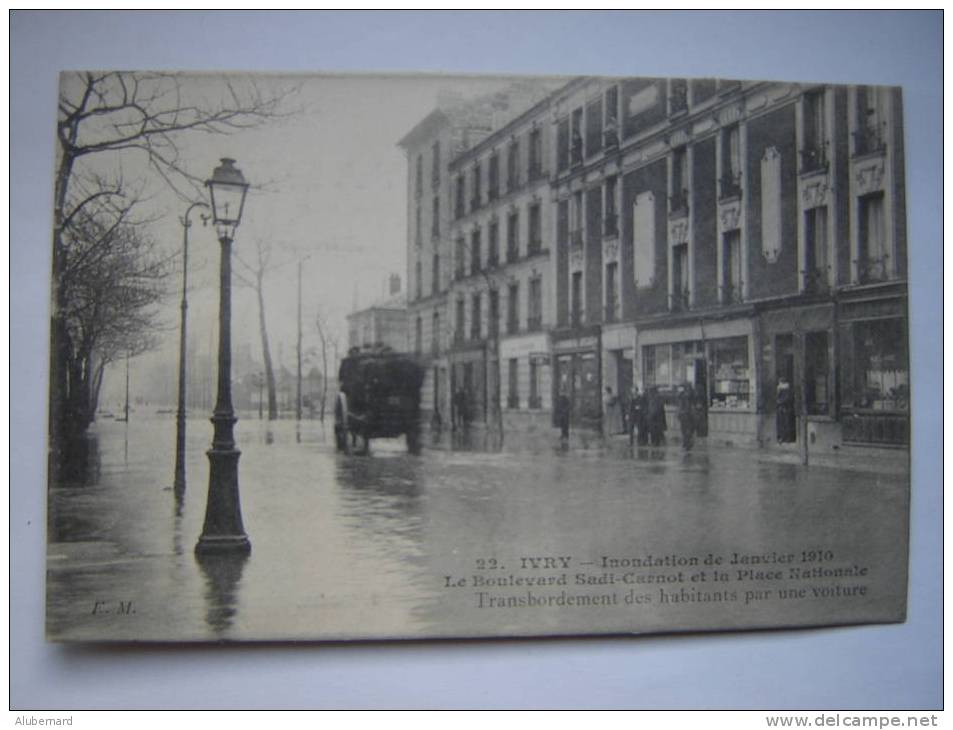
[{"xmin": 256, "ymin": 273, "xmax": 278, "ymax": 420}]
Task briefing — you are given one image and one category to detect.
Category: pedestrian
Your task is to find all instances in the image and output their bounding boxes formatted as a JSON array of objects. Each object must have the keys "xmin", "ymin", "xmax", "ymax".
[
  {"xmin": 603, "ymin": 386, "xmax": 623, "ymax": 437},
  {"xmin": 776, "ymin": 377, "xmax": 796, "ymax": 443},
  {"xmin": 646, "ymin": 387, "xmax": 667, "ymax": 446},
  {"xmin": 556, "ymin": 389, "xmax": 571, "ymax": 444},
  {"xmin": 629, "ymin": 387, "xmax": 647, "ymax": 446},
  {"xmin": 692, "ymin": 383, "xmax": 708, "ymax": 438},
  {"xmin": 677, "ymin": 384, "xmax": 695, "ymax": 450}
]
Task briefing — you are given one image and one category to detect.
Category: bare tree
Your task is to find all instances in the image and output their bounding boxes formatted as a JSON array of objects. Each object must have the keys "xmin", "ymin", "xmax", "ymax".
[
  {"xmin": 234, "ymin": 239, "xmax": 281, "ymax": 420},
  {"xmin": 314, "ymin": 312, "xmax": 338, "ymax": 423},
  {"xmin": 50, "ymin": 71, "xmax": 297, "ymax": 473}
]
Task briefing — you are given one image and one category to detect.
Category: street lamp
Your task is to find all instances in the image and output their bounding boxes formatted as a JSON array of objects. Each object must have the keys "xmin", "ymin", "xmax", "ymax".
[
  {"xmin": 195, "ymin": 158, "xmax": 251, "ymax": 556},
  {"xmin": 173, "ymin": 200, "xmax": 208, "ymax": 498}
]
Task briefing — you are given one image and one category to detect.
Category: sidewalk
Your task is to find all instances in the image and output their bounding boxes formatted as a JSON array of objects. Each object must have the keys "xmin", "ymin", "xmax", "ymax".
[{"xmin": 424, "ymin": 422, "xmax": 910, "ymax": 476}]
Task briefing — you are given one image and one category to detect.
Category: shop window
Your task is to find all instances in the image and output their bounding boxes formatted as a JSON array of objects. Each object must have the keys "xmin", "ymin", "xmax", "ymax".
[
  {"xmin": 710, "ymin": 336, "xmax": 750, "ymax": 409},
  {"xmin": 529, "ymin": 361, "xmax": 541, "ymax": 409},
  {"xmin": 508, "ymin": 358, "xmax": 519, "ymax": 409},
  {"xmin": 804, "ymin": 331, "xmax": 830, "ymax": 415},
  {"xmin": 852, "ymin": 319, "xmax": 908, "ymax": 411},
  {"xmin": 804, "ymin": 206, "xmax": 830, "ymax": 292},
  {"xmin": 858, "ymin": 193, "xmax": 888, "ymax": 283}
]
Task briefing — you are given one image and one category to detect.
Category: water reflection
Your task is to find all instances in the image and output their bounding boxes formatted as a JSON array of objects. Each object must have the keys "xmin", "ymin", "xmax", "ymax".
[{"xmin": 195, "ymin": 552, "xmax": 248, "ymax": 638}]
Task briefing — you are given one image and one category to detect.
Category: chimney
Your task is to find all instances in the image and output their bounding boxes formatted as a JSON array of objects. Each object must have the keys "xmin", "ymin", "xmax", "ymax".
[{"xmin": 389, "ymin": 274, "xmax": 401, "ymax": 295}]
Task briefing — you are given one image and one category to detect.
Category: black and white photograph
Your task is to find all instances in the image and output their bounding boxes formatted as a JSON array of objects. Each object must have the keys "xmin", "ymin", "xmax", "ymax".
[{"xmin": 45, "ymin": 69, "xmax": 911, "ymax": 642}]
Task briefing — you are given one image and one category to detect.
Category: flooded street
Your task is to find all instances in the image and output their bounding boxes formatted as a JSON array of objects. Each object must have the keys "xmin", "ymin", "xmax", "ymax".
[{"xmin": 47, "ymin": 414, "xmax": 908, "ymax": 642}]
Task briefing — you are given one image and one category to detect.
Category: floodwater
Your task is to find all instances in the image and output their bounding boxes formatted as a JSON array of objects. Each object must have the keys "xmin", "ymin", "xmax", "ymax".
[{"xmin": 46, "ymin": 414, "xmax": 909, "ymax": 642}]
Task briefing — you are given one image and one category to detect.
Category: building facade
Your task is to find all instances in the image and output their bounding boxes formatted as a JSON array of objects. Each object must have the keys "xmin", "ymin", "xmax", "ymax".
[
  {"xmin": 346, "ymin": 274, "xmax": 408, "ymax": 353},
  {"xmin": 401, "ymin": 76, "xmax": 908, "ymax": 451}
]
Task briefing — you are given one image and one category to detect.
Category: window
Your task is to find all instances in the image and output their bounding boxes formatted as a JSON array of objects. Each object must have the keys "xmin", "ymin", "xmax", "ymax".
[
  {"xmin": 804, "ymin": 331, "xmax": 830, "ymax": 415},
  {"xmin": 570, "ymin": 108, "xmax": 584, "ymax": 166},
  {"xmin": 801, "ymin": 89, "xmax": 828, "ymax": 172},
  {"xmin": 488, "ymin": 289, "xmax": 499, "ymax": 338},
  {"xmin": 507, "ymin": 139, "xmax": 520, "ymax": 191},
  {"xmin": 604, "ymin": 86, "xmax": 619, "ymax": 149},
  {"xmin": 850, "ymin": 319, "xmax": 908, "ymax": 411},
  {"xmin": 528, "ymin": 128, "xmax": 543, "ymax": 179},
  {"xmin": 470, "ymin": 228, "xmax": 482, "ymax": 275},
  {"xmin": 414, "ymin": 204, "xmax": 421, "ymax": 246},
  {"xmin": 432, "ymin": 253, "xmax": 440, "ymax": 295},
  {"xmin": 455, "ymin": 298, "xmax": 465, "ymax": 343},
  {"xmin": 672, "ymin": 243, "xmax": 689, "ymax": 310},
  {"xmin": 604, "ymin": 176, "xmax": 618, "ymax": 237},
  {"xmin": 454, "ymin": 236, "xmax": 465, "ymax": 280},
  {"xmin": 471, "ymin": 292, "xmax": 482, "ymax": 340},
  {"xmin": 487, "ymin": 219, "xmax": 499, "ymax": 267},
  {"xmin": 455, "ymin": 175, "xmax": 465, "ymax": 219},
  {"xmin": 671, "ymin": 147, "xmax": 689, "ymax": 215},
  {"xmin": 804, "ymin": 206, "xmax": 829, "ymax": 292},
  {"xmin": 605, "ymin": 261, "xmax": 618, "ymax": 322},
  {"xmin": 720, "ymin": 125, "xmax": 742, "ymax": 199},
  {"xmin": 432, "ymin": 312, "xmax": 440, "ymax": 355},
  {"xmin": 854, "ymin": 86, "xmax": 886, "ymax": 156},
  {"xmin": 507, "ymin": 282, "xmax": 520, "ymax": 334},
  {"xmin": 571, "ymin": 192, "xmax": 584, "ymax": 247},
  {"xmin": 431, "ymin": 140, "xmax": 440, "ymax": 187},
  {"xmin": 488, "ymin": 152, "xmax": 500, "ymax": 200},
  {"xmin": 471, "ymin": 163, "xmax": 481, "ymax": 211},
  {"xmin": 415, "ymin": 316, "xmax": 422, "ymax": 355},
  {"xmin": 645, "ymin": 340, "xmax": 706, "ymax": 394},
  {"xmin": 571, "ymin": 271, "xmax": 583, "ymax": 326},
  {"xmin": 722, "ymin": 230, "xmax": 742, "ymax": 303},
  {"xmin": 858, "ymin": 193, "xmax": 887, "ymax": 283},
  {"xmin": 585, "ymin": 98, "xmax": 603, "ymax": 158},
  {"xmin": 415, "ymin": 260, "xmax": 422, "ymax": 300},
  {"xmin": 431, "ymin": 195, "xmax": 440, "ymax": 238},
  {"xmin": 528, "ymin": 202, "xmax": 542, "ymax": 252},
  {"xmin": 528, "ymin": 277, "xmax": 542, "ymax": 331},
  {"xmin": 507, "ymin": 211, "xmax": 520, "ymax": 262},
  {"xmin": 670, "ymin": 78, "xmax": 688, "ymax": 115},
  {"xmin": 507, "ymin": 358, "xmax": 519, "ymax": 409},
  {"xmin": 557, "ymin": 118, "xmax": 570, "ymax": 172},
  {"xmin": 710, "ymin": 336, "xmax": 751, "ymax": 409},
  {"xmin": 415, "ymin": 155, "xmax": 423, "ymax": 198},
  {"xmin": 529, "ymin": 360, "xmax": 541, "ymax": 409}
]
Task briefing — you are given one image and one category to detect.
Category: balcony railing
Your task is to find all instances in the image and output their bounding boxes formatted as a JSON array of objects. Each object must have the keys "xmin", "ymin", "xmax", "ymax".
[
  {"xmin": 604, "ymin": 213, "xmax": 619, "ymax": 238},
  {"xmin": 853, "ymin": 122, "xmax": 887, "ymax": 157},
  {"xmin": 527, "ymin": 315, "xmax": 542, "ymax": 332},
  {"xmin": 570, "ymin": 228, "xmax": 584, "ymax": 248},
  {"xmin": 670, "ymin": 288, "xmax": 690, "ymax": 311},
  {"xmin": 669, "ymin": 189, "xmax": 689, "ymax": 217},
  {"xmin": 799, "ymin": 143, "xmax": 829, "ymax": 174},
  {"xmin": 718, "ymin": 173, "xmax": 742, "ymax": 200},
  {"xmin": 856, "ymin": 255, "xmax": 890, "ymax": 284}
]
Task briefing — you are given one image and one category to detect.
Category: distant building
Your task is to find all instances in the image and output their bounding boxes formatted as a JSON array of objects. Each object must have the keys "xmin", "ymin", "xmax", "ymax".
[{"xmin": 346, "ymin": 273, "xmax": 409, "ymax": 353}]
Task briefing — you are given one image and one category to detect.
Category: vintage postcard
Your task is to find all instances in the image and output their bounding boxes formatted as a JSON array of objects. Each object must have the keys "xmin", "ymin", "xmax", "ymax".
[{"xmin": 46, "ymin": 71, "xmax": 910, "ymax": 641}]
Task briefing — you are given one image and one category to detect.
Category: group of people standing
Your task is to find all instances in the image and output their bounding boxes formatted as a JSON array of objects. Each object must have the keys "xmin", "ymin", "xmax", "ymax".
[{"xmin": 601, "ymin": 384, "xmax": 705, "ymax": 449}]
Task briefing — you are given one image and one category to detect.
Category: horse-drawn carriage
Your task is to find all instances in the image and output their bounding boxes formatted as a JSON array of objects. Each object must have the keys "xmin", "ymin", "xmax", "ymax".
[{"xmin": 334, "ymin": 346, "xmax": 426, "ymax": 454}]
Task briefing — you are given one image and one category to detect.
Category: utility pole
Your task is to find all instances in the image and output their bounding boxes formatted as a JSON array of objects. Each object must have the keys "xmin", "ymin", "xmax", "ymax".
[{"xmin": 296, "ymin": 259, "xmax": 303, "ymax": 422}]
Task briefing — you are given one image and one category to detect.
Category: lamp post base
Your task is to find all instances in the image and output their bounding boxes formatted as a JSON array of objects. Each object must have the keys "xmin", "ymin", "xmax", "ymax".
[{"xmin": 195, "ymin": 533, "xmax": 251, "ymax": 556}]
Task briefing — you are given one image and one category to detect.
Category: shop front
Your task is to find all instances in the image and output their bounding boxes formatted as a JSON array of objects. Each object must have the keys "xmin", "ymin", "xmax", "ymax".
[
  {"xmin": 758, "ymin": 303, "xmax": 837, "ymax": 448},
  {"xmin": 449, "ymin": 342, "xmax": 487, "ymax": 428},
  {"xmin": 499, "ymin": 332, "xmax": 552, "ymax": 433},
  {"xmin": 837, "ymin": 284, "xmax": 909, "ymax": 447},
  {"xmin": 552, "ymin": 326, "xmax": 602, "ymax": 431},
  {"xmin": 636, "ymin": 316, "xmax": 758, "ymax": 444}
]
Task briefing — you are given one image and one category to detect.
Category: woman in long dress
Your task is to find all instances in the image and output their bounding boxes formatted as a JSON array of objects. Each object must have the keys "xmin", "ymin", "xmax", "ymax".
[{"xmin": 604, "ymin": 387, "xmax": 624, "ymax": 436}]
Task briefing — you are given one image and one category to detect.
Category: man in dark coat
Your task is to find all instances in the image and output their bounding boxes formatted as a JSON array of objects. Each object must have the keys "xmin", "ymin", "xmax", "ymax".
[
  {"xmin": 776, "ymin": 378, "xmax": 796, "ymax": 443},
  {"xmin": 645, "ymin": 387, "xmax": 667, "ymax": 446},
  {"xmin": 629, "ymin": 387, "xmax": 647, "ymax": 446},
  {"xmin": 677, "ymin": 384, "xmax": 696, "ymax": 450},
  {"xmin": 556, "ymin": 389, "xmax": 571, "ymax": 444}
]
